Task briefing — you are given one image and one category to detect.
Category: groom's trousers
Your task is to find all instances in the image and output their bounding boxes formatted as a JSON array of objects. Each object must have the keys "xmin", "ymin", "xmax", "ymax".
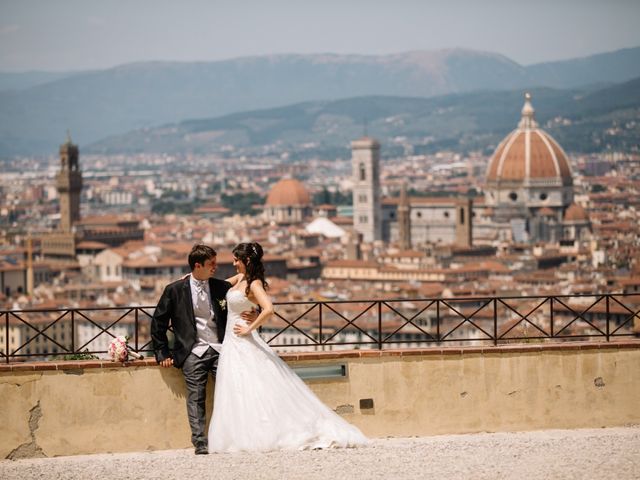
[{"xmin": 181, "ymin": 346, "xmax": 219, "ymax": 446}]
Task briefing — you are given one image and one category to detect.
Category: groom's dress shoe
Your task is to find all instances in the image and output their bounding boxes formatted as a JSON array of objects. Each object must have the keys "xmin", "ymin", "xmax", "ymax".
[{"xmin": 195, "ymin": 444, "xmax": 208, "ymax": 455}]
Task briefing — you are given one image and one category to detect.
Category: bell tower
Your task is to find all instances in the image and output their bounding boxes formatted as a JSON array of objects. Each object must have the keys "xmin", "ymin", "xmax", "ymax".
[
  {"xmin": 56, "ymin": 133, "xmax": 82, "ymax": 232},
  {"xmin": 351, "ymin": 137, "xmax": 382, "ymax": 243}
]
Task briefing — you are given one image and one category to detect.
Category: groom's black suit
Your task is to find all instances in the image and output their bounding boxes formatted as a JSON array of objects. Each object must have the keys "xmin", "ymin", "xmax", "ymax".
[
  {"xmin": 151, "ymin": 276, "xmax": 231, "ymax": 449},
  {"xmin": 151, "ymin": 277, "xmax": 231, "ymax": 368}
]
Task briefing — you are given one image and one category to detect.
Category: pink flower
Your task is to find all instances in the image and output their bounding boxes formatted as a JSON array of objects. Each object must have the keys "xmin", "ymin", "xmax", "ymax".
[{"xmin": 108, "ymin": 336, "xmax": 130, "ymax": 362}]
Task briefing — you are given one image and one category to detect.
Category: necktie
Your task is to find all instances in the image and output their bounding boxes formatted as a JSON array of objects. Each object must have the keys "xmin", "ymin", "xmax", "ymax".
[{"xmin": 195, "ymin": 280, "xmax": 208, "ymax": 307}]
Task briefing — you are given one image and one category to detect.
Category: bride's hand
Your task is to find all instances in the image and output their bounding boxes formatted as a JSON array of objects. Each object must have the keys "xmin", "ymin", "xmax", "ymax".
[{"xmin": 233, "ymin": 321, "xmax": 252, "ymax": 336}]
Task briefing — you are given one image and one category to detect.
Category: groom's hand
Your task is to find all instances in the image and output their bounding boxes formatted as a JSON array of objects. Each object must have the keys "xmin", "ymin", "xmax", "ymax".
[
  {"xmin": 159, "ymin": 357, "xmax": 174, "ymax": 368},
  {"xmin": 240, "ymin": 308, "xmax": 258, "ymax": 322}
]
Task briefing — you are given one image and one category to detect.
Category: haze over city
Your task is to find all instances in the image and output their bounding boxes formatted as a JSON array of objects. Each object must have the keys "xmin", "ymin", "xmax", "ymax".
[{"xmin": 2, "ymin": 0, "xmax": 640, "ymax": 71}]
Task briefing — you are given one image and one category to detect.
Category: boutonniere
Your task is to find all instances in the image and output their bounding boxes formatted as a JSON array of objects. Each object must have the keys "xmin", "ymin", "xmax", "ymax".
[{"xmin": 218, "ymin": 299, "xmax": 227, "ymax": 310}]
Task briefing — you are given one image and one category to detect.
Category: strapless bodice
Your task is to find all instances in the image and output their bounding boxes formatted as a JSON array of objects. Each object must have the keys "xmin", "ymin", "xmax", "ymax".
[
  {"xmin": 224, "ymin": 289, "xmax": 259, "ymax": 340},
  {"xmin": 226, "ymin": 288, "xmax": 254, "ymax": 313}
]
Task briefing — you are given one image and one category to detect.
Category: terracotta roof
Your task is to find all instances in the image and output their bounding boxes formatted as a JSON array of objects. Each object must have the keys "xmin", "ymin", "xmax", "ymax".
[
  {"xmin": 538, "ymin": 207, "xmax": 555, "ymax": 217},
  {"xmin": 486, "ymin": 95, "xmax": 572, "ymax": 187},
  {"xmin": 0, "ymin": 260, "xmax": 23, "ymax": 272},
  {"xmin": 487, "ymin": 130, "xmax": 572, "ymax": 185},
  {"xmin": 324, "ymin": 260, "xmax": 379, "ymax": 268},
  {"xmin": 194, "ymin": 205, "xmax": 231, "ymax": 214},
  {"xmin": 77, "ymin": 214, "xmax": 142, "ymax": 226},
  {"xmin": 123, "ymin": 255, "xmax": 185, "ymax": 268},
  {"xmin": 75, "ymin": 241, "xmax": 110, "ymax": 250},
  {"xmin": 564, "ymin": 203, "xmax": 589, "ymax": 222},
  {"xmin": 265, "ymin": 178, "xmax": 311, "ymax": 207},
  {"xmin": 381, "ymin": 250, "xmax": 424, "ymax": 259}
]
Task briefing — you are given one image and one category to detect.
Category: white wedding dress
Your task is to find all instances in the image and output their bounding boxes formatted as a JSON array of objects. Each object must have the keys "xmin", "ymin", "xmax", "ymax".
[{"xmin": 208, "ymin": 288, "xmax": 367, "ymax": 453}]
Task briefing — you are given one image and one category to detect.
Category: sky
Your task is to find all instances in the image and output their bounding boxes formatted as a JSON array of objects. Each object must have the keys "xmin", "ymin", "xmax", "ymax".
[{"xmin": 1, "ymin": 0, "xmax": 640, "ymax": 72}]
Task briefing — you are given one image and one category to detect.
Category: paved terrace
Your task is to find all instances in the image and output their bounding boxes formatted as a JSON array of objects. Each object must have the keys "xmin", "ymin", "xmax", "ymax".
[{"xmin": 2, "ymin": 426, "xmax": 639, "ymax": 480}]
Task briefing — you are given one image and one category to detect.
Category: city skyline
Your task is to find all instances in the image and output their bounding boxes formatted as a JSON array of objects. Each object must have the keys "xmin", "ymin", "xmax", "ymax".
[{"xmin": 1, "ymin": 0, "xmax": 640, "ymax": 72}]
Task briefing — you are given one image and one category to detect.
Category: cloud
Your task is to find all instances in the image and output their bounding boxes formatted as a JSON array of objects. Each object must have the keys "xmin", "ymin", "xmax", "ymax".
[{"xmin": 0, "ymin": 25, "xmax": 20, "ymax": 35}]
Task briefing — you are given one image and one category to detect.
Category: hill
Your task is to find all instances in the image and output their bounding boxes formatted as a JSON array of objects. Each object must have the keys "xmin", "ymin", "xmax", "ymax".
[
  {"xmin": 1, "ymin": 46, "xmax": 639, "ymax": 156},
  {"xmin": 87, "ymin": 78, "xmax": 640, "ymax": 157}
]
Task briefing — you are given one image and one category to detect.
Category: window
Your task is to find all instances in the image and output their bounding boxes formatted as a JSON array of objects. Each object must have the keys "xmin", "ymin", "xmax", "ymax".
[
  {"xmin": 359, "ymin": 163, "xmax": 366, "ymax": 181},
  {"xmin": 459, "ymin": 208, "xmax": 465, "ymax": 225},
  {"xmin": 509, "ymin": 192, "xmax": 518, "ymax": 201},
  {"xmin": 539, "ymin": 192, "xmax": 548, "ymax": 200}
]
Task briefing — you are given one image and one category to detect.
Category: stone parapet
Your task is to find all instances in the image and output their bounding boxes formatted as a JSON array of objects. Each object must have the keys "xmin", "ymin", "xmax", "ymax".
[{"xmin": 1, "ymin": 341, "xmax": 639, "ymax": 458}]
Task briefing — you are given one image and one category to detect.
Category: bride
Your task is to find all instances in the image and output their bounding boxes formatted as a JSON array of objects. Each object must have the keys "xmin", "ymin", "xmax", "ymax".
[{"xmin": 208, "ymin": 242, "xmax": 367, "ymax": 453}]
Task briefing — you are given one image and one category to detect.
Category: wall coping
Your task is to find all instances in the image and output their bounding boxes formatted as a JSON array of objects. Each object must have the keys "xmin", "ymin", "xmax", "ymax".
[{"xmin": 1, "ymin": 340, "xmax": 639, "ymax": 372}]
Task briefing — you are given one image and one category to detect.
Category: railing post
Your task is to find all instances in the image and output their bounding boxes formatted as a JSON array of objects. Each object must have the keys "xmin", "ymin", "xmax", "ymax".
[
  {"xmin": 605, "ymin": 295, "xmax": 610, "ymax": 342},
  {"xmin": 436, "ymin": 300, "xmax": 440, "ymax": 344},
  {"xmin": 5, "ymin": 312, "xmax": 9, "ymax": 364},
  {"xmin": 135, "ymin": 308, "xmax": 139, "ymax": 352},
  {"xmin": 378, "ymin": 301, "xmax": 382, "ymax": 350},
  {"xmin": 493, "ymin": 298, "xmax": 498, "ymax": 346},
  {"xmin": 318, "ymin": 302, "xmax": 323, "ymax": 349},
  {"xmin": 550, "ymin": 296, "xmax": 554, "ymax": 339},
  {"xmin": 71, "ymin": 309, "xmax": 75, "ymax": 354}
]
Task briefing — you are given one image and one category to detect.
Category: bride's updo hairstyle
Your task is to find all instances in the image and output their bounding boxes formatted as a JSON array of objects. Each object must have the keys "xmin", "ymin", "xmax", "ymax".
[{"xmin": 233, "ymin": 242, "xmax": 268, "ymax": 295}]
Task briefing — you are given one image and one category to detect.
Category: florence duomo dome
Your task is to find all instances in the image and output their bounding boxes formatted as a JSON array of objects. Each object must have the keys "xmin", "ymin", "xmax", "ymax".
[
  {"xmin": 485, "ymin": 93, "xmax": 573, "ymax": 211},
  {"xmin": 483, "ymin": 93, "xmax": 588, "ymax": 243}
]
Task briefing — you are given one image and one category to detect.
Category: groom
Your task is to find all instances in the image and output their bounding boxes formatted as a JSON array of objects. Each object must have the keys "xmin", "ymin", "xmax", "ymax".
[{"xmin": 151, "ymin": 244, "xmax": 254, "ymax": 455}]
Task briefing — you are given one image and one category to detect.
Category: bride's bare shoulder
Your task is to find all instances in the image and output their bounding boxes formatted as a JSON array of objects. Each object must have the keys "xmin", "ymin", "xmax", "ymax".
[{"xmin": 225, "ymin": 273, "xmax": 243, "ymax": 286}]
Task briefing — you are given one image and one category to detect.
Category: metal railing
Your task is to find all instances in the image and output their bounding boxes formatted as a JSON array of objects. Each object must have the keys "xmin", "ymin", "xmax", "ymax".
[{"xmin": 1, "ymin": 293, "xmax": 639, "ymax": 363}]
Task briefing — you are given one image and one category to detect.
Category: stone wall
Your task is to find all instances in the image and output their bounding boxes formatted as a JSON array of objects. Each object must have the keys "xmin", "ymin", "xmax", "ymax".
[{"xmin": 1, "ymin": 342, "xmax": 639, "ymax": 458}]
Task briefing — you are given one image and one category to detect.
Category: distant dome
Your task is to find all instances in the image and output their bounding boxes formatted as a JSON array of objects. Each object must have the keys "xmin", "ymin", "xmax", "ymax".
[
  {"xmin": 265, "ymin": 178, "xmax": 311, "ymax": 207},
  {"xmin": 564, "ymin": 203, "xmax": 589, "ymax": 222},
  {"xmin": 486, "ymin": 93, "xmax": 573, "ymax": 188},
  {"xmin": 484, "ymin": 93, "xmax": 574, "ymax": 212}
]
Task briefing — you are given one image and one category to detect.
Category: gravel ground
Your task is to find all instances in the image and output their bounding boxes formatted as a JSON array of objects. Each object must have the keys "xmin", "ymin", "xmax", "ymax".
[{"xmin": 2, "ymin": 427, "xmax": 639, "ymax": 480}]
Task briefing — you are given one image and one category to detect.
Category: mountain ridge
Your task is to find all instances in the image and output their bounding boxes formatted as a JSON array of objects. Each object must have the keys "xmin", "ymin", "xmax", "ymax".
[{"xmin": 1, "ymin": 46, "xmax": 639, "ymax": 156}]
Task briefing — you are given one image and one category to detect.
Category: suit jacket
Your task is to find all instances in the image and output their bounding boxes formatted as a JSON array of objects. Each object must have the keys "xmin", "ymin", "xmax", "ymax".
[{"xmin": 151, "ymin": 276, "xmax": 231, "ymax": 368}]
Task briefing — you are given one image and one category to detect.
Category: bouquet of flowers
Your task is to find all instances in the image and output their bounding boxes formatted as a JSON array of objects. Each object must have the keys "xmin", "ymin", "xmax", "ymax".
[{"xmin": 108, "ymin": 335, "xmax": 143, "ymax": 362}]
